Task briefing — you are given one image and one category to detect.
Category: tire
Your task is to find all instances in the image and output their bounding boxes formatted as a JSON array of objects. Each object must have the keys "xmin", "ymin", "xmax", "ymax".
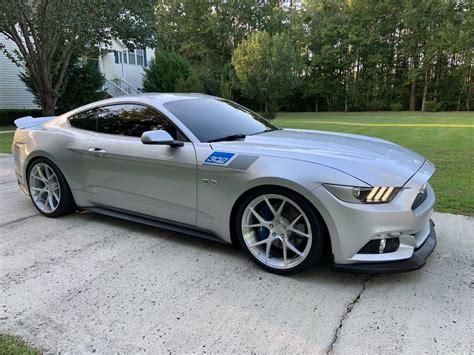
[
  {"xmin": 235, "ymin": 187, "xmax": 326, "ymax": 275},
  {"xmin": 27, "ymin": 158, "xmax": 76, "ymax": 217}
]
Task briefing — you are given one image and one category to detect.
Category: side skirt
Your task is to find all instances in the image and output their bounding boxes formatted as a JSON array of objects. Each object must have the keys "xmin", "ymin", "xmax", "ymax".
[{"xmin": 86, "ymin": 206, "xmax": 229, "ymax": 245}]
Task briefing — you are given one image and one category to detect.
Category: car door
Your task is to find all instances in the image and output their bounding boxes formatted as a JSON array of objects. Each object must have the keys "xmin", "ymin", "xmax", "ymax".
[
  {"xmin": 60, "ymin": 109, "xmax": 100, "ymax": 205},
  {"xmin": 83, "ymin": 103, "xmax": 197, "ymax": 226}
]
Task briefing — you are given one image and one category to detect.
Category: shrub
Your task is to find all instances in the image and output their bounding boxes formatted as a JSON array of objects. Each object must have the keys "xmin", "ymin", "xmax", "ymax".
[
  {"xmin": 143, "ymin": 50, "xmax": 190, "ymax": 92},
  {"xmin": 219, "ymin": 77, "xmax": 233, "ymax": 100},
  {"xmin": 55, "ymin": 60, "xmax": 106, "ymax": 113},
  {"xmin": 424, "ymin": 100, "xmax": 441, "ymax": 112},
  {"xmin": 389, "ymin": 102, "xmax": 404, "ymax": 111},
  {"xmin": 175, "ymin": 70, "xmax": 204, "ymax": 93}
]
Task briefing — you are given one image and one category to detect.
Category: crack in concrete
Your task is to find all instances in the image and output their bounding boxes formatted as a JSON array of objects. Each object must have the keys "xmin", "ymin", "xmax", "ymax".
[
  {"xmin": 326, "ymin": 275, "xmax": 374, "ymax": 354},
  {"xmin": 0, "ymin": 213, "xmax": 40, "ymax": 228}
]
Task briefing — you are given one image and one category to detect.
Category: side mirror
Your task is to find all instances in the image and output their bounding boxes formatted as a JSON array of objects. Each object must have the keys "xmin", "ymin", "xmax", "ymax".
[{"xmin": 141, "ymin": 130, "xmax": 184, "ymax": 147}]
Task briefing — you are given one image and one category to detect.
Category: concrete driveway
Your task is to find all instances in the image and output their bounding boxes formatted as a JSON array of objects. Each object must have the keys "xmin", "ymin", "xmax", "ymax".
[{"xmin": 0, "ymin": 154, "xmax": 472, "ymax": 353}]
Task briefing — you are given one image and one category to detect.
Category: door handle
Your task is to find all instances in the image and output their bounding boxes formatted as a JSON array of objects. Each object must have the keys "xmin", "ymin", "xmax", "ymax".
[{"xmin": 87, "ymin": 147, "xmax": 106, "ymax": 157}]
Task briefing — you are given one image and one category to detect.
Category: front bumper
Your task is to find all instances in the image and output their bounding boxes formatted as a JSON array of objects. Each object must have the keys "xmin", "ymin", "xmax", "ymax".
[
  {"xmin": 309, "ymin": 160, "xmax": 437, "ymax": 272},
  {"xmin": 332, "ymin": 219, "xmax": 437, "ymax": 273}
]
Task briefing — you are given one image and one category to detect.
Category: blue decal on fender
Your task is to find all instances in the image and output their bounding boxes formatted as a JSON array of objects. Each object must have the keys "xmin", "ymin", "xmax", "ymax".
[{"xmin": 204, "ymin": 151, "xmax": 235, "ymax": 166}]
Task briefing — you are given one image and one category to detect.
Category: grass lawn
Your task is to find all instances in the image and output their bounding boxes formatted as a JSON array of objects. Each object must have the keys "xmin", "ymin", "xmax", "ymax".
[
  {"xmin": 274, "ymin": 111, "xmax": 474, "ymax": 216},
  {"xmin": 0, "ymin": 125, "xmax": 14, "ymax": 131},
  {"xmin": 0, "ymin": 131, "xmax": 14, "ymax": 153},
  {"xmin": 0, "ymin": 111, "xmax": 472, "ymax": 215},
  {"xmin": 0, "ymin": 334, "xmax": 38, "ymax": 354}
]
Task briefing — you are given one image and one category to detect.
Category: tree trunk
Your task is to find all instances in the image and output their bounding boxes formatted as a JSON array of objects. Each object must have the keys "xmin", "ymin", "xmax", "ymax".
[
  {"xmin": 433, "ymin": 55, "xmax": 441, "ymax": 103},
  {"xmin": 409, "ymin": 79, "xmax": 417, "ymax": 111},
  {"xmin": 344, "ymin": 69, "xmax": 349, "ymax": 113},
  {"xmin": 41, "ymin": 93, "xmax": 56, "ymax": 116},
  {"xmin": 466, "ymin": 64, "xmax": 472, "ymax": 111},
  {"xmin": 315, "ymin": 99, "xmax": 318, "ymax": 112},
  {"xmin": 456, "ymin": 79, "xmax": 465, "ymax": 112},
  {"xmin": 421, "ymin": 70, "xmax": 429, "ymax": 112},
  {"xmin": 409, "ymin": 53, "xmax": 419, "ymax": 111}
]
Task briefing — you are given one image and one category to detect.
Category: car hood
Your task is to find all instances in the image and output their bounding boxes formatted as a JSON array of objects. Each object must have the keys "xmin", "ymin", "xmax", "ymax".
[{"xmin": 211, "ymin": 129, "xmax": 425, "ymax": 187}]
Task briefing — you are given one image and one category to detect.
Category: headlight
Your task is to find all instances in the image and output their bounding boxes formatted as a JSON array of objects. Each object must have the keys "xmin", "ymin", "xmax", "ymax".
[{"xmin": 323, "ymin": 184, "xmax": 401, "ymax": 204}]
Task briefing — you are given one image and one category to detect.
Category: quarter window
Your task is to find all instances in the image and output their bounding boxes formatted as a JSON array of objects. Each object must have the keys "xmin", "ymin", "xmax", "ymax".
[{"xmin": 69, "ymin": 109, "xmax": 98, "ymax": 131}]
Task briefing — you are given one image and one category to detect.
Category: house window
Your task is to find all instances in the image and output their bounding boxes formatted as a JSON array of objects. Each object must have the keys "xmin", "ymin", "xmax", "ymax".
[
  {"xmin": 113, "ymin": 50, "xmax": 122, "ymax": 64},
  {"xmin": 123, "ymin": 49, "xmax": 146, "ymax": 66},
  {"xmin": 136, "ymin": 49, "xmax": 144, "ymax": 66},
  {"xmin": 128, "ymin": 50, "xmax": 136, "ymax": 65}
]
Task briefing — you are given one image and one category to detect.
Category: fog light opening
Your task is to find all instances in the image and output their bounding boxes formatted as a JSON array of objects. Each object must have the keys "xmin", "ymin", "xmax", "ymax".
[
  {"xmin": 358, "ymin": 236, "xmax": 400, "ymax": 254},
  {"xmin": 378, "ymin": 239, "xmax": 386, "ymax": 253}
]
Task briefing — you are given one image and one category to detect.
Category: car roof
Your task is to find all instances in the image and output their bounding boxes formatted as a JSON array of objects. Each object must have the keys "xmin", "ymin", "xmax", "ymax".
[
  {"xmin": 95, "ymin": 93, "xmax": 217, "ymax": 107},
  {"xmin": 139, "ymin": 92, "xmax": 216, "ymax": 103}
]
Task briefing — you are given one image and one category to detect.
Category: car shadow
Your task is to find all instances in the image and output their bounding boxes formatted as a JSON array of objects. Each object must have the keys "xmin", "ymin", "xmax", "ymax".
[{"xmin": 74, "ymin": 210, "xmax": 423, "ymax": 286}]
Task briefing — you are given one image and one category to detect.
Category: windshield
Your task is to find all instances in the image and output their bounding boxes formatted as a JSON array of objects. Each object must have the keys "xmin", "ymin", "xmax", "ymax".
[{"xmin": 163, "ymin": 98, "xmax": 279, "ymax": 142}]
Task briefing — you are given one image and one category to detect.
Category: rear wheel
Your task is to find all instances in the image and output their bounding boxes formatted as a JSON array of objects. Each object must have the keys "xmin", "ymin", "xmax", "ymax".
[
  {"xmin": 235, "ymin": 187, "xmax": 325, "ymax": 275},
  {"xmin": 27, "ymin": 158, "xmax": 76, "ymax": 217}
]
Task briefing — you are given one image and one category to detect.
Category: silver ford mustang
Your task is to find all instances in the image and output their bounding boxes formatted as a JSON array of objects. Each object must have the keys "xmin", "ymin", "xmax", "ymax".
[{"xmin": 12, "ymin": 93, "xmax": 437, "ymax": 274}]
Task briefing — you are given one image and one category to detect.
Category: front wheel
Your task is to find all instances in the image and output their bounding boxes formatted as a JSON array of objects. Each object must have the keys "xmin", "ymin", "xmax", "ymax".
[
  {"xmin": 235, "ymin": 187, "xmax": 326, "ymax": 275},
  {"xmin": 27, "ymin": 158, "xmax": 76, "ymax": 217}
]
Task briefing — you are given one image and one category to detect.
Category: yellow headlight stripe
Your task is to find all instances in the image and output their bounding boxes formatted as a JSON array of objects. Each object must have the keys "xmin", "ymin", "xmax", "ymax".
[
  {"xmin": 367, "ymin": 187, "xmax": 379, "ymax": 201},
  {"xmin": 374, "ymin": 187, "xmax": 387, "ymax": 201},
  {"xmin": 381, "ymin": 187, "xmax": 394, "ymax": 201}
]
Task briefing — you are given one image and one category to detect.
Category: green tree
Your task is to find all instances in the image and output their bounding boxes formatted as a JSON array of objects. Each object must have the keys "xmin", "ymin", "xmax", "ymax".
[
  {"xmin": 0, "ymin": 0, "xmax": 156, "ymax": 115},
  {"xmin": 143, "ymin": 50, "xmax": 190, "ymax": 92},
  {"xmin": 232, "ymin": 31, "xmax": 302, "ymax": 116},
  {"xmin": 155, "ymin": 0, "xmax": 291, "ymax": 97},
  {"xmin": 20, "ymin": 58, "xmax": 106, "ymax": 113},
  {"xmin": 150, "ymin": 0, "xmax": 472, "ymax": 112},
  {"xmin": 293, "ymin": 0, "xmax": 472, "ymax": 112},
  {"xmin": 175, "ymin": 70, "xmax": 204, "ymax": 93}
]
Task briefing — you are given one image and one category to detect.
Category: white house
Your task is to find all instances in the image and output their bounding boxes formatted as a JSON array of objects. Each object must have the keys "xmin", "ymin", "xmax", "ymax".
[
  {"xmin": 0, "ymin": 35, "xmax": 155, "ymax": 110},
  {"xmin": 98, "ymin": 38, "xmax": 155, "ymax": 96},
  {"xmin": 0, "ymin": 34, "xmax": 38, "ymax": 109}
]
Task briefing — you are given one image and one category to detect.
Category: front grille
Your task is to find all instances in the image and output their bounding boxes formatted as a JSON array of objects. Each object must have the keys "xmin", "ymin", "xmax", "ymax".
[{"xmin": 411, "ymin": 187, "xmax": 428, "ymax": 210}]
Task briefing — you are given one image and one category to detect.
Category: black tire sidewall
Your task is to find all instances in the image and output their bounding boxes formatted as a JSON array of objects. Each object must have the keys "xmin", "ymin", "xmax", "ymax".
[
  {"xmin": 235, "ymin": 187, "xmax": 325, "ymax": 275},
  {"xmin": 27, "ymin": 158, "xmax": 76, "ymax": 217}
]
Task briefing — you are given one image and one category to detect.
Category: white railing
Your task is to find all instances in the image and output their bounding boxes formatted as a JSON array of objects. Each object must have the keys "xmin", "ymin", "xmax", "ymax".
[
  {"xmin": 104, "ymin": 78, "xmax": 128, "ymax": 97},
  {"xmin": 112, "ymin": 78, "xmax": 141, "ymax": 95}
]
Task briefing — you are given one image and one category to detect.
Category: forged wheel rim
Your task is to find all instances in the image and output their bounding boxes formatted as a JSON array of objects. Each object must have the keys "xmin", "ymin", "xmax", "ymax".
[
  {"xmin": 29, "ymin": 163, "xmax": 61, "ymax": 213},
  {"xmin": 241, "ymin": 194, "xmax": 312, "ymax": 269}
]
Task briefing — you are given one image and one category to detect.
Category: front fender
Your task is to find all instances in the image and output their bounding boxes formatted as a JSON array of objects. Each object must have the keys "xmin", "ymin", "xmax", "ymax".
[{"xmin": 196, "ymin": 152, "xmax": 367, "ymax": 243}]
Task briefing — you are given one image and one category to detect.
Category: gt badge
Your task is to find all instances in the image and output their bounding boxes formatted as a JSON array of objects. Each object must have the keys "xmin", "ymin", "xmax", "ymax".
[{"xmin": 204, "ymin": 151, "xmax": 236, "ymax": 166}]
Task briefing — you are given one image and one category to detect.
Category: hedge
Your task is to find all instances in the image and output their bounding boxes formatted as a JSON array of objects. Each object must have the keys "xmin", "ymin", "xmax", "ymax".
[{"xmin": 0, "ymin": 109, "xmax": 42, "ymax": 126}]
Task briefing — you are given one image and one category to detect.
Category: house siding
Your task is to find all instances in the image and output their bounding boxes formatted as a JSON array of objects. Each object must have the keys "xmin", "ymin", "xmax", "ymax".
[
  {"xmin": 0, "ymin": 36, "xmax": 155, "ymax": 110},
  {"xmin": 0, "ymin": 35, "xmax": 39, "ymax": 109}
]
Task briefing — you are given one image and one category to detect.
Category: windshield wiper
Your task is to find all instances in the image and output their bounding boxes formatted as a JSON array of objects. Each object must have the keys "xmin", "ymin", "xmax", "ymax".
[
  {"xmin": 207, "ymin": 134, "xmax": 247, "ymax": 143},
  {"xmin": 249, "ymin": 128, "xmax": 280, "ymax": 136}
]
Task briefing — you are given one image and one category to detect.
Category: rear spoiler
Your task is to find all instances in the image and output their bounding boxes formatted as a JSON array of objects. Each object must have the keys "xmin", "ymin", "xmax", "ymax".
[{"xmin": 14, "ymin": 115, "xmax": 56, "ymax": 129}]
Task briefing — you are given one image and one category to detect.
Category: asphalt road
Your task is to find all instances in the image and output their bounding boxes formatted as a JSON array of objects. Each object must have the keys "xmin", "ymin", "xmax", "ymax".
[{"xmin": 0, "ymin": 154, "xmax": 472, "ymax": 353}]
